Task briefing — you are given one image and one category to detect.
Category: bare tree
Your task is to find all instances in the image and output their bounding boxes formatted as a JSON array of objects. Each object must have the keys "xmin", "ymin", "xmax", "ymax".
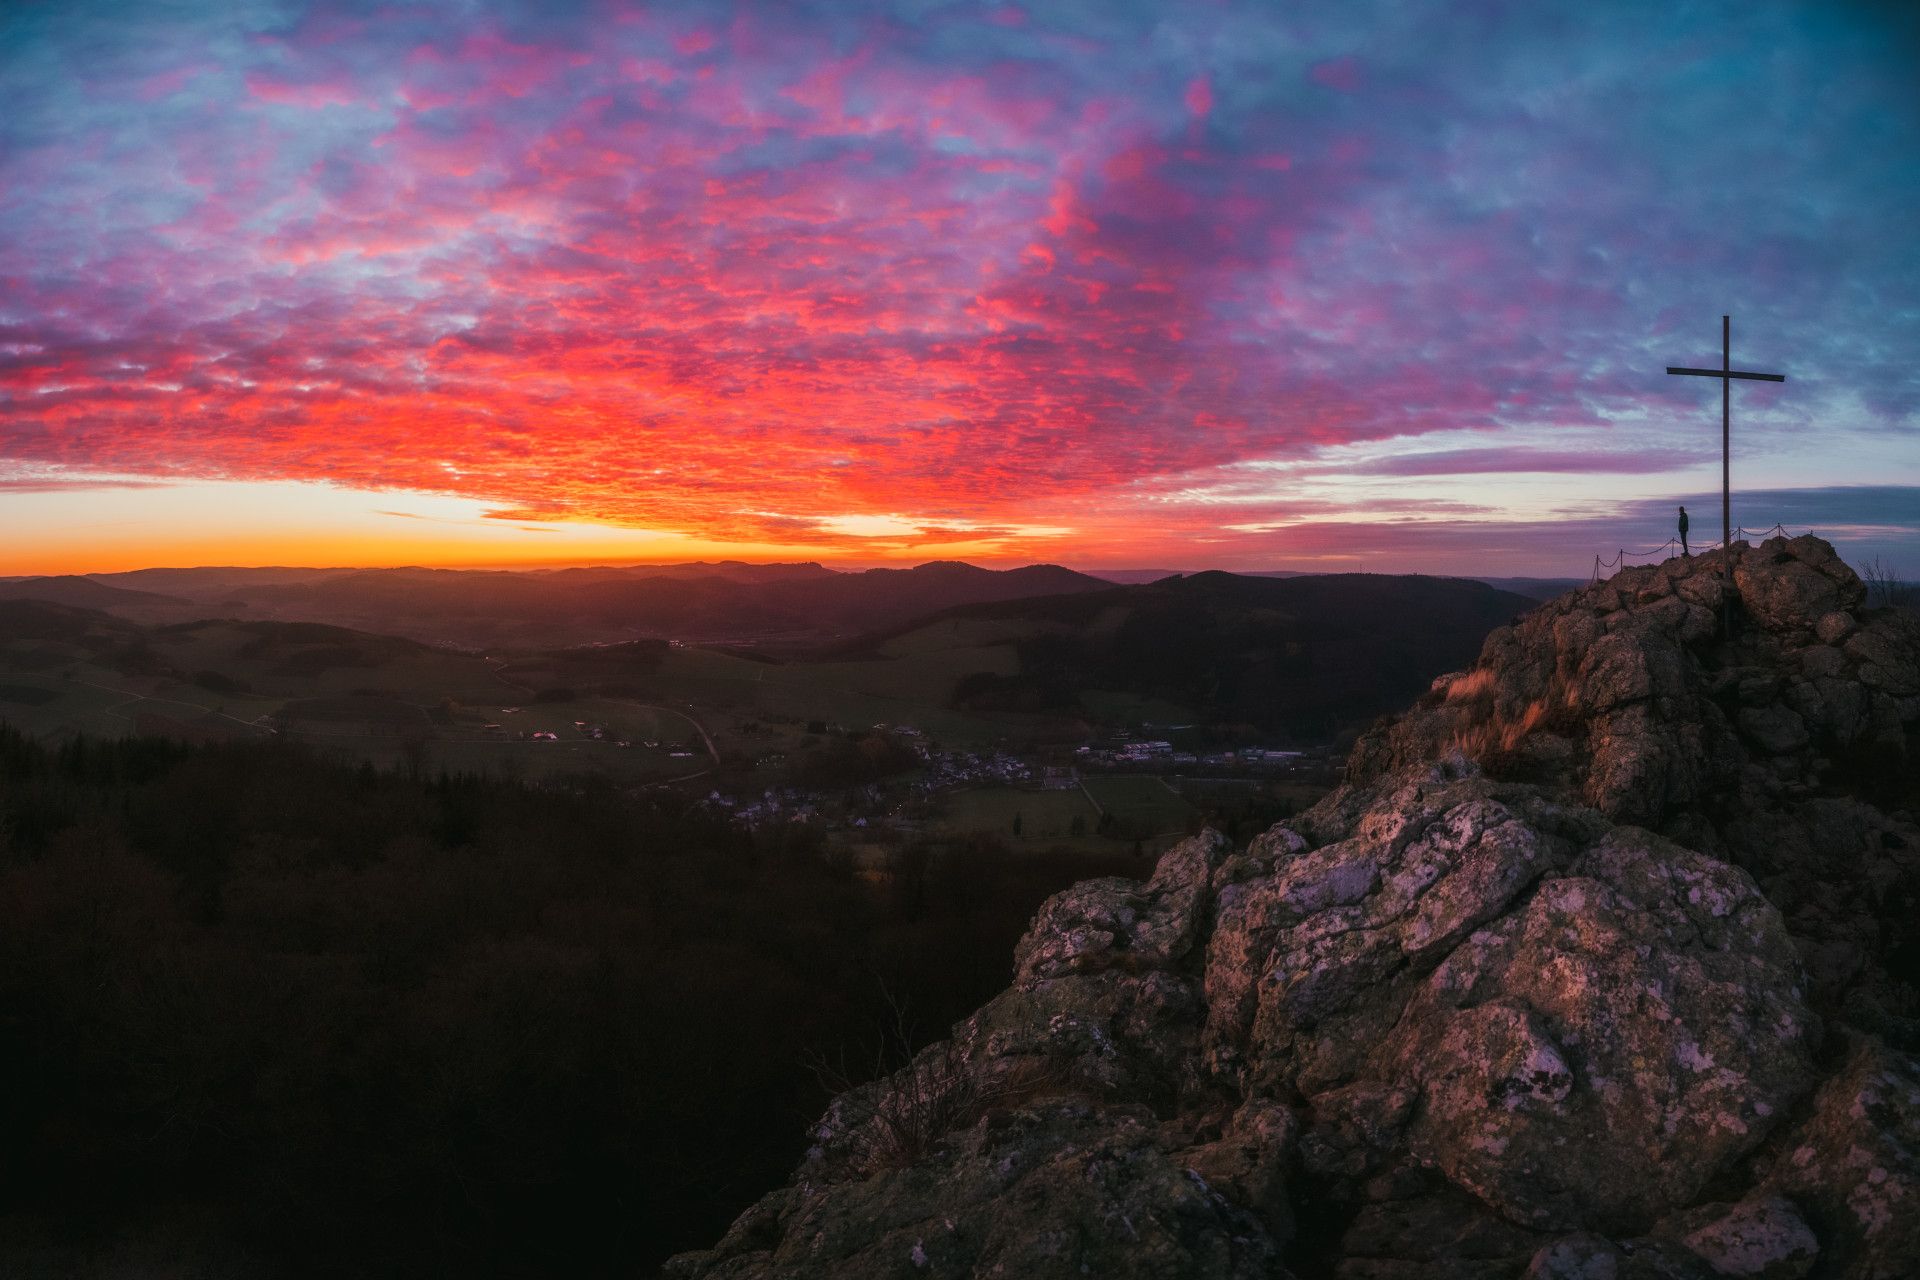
[{"xmin": 1860, "ymin": 558, "xmax": 1913, "ymax": 611}]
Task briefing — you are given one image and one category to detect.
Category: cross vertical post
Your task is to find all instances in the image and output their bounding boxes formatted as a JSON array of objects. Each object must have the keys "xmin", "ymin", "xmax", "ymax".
[
  {"xmin": 1665, "ymin": 316, "xmax": 1785, "ymax": 552},
  {"xmin": 1728, "ymin": 316, "xmax": 1743, "ymax": 552}
]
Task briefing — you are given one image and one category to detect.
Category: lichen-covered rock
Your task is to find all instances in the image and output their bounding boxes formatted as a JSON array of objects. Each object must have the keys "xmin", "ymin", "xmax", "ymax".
[
  {"xmin": 1734, "ymin": 538, "xmax": 1864, "ymax": 631},
  {"xmin": 663, "ymin": 1102, "xmax": 1291, "ymax": 1279},
  {"xmin": 1173, "ymin": 1098, "xmax": 1298, "ymax": 1239},
  {"xmin": 1521, "ymin": 1233, "xmax": 1713, "ymax": 1280},
  {"xmin": 1756, "ymin": 1038, "xmax": 1920, "ymax": 1280},
  {"xmin": 1391, "ymin": 830, "xmax": 1816, "ymax": 1230},
  {"xmin": 1196, "ymin": 760, "xmax": 1817, "ymax": 1234},
  {"xmin": 1673, "ymin": 1195, "xmax": 1819, "ymax": 1279},
  {"xmin": 1013, "ymin": 830, "xmax": 1228, "ymax": 981},
  {"xmin": 1202, "ymin": 762, "xmax": 1600, "ymax": 1094}
]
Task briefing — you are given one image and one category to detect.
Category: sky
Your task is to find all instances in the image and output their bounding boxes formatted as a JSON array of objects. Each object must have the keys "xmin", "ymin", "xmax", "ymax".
[{"xmin": 2, "ymin": 0, "xmax": 1917, "ymax": 576}]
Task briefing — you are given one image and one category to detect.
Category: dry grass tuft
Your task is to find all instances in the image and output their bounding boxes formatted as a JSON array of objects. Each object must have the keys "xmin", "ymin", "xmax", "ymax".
[{"xmin": 1442, "ymin": 668, "xmax": 1497, "ymax": 703}]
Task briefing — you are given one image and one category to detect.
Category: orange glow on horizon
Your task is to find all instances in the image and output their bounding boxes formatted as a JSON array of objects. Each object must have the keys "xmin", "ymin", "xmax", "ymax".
[{"xmin": 0, "ymin": 477, "xmax": 1086, "ymax": 577}]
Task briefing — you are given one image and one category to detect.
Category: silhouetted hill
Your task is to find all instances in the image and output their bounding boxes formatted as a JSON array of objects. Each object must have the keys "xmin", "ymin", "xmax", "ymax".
[
  {"xmin": 535, "ymin": 560, "xmax": 837, "ymax": 586},
  {"xmin": 88, "ymin": 566, "xmax": 349, "ymax": 596},
  {"xmin": 0, "ymin": 598, "xmax": 140, "ymax": 644},
  {"xmin": 837, "ymin": 571, "xmax": 1539, "ymax": 741},
  {"xmin": 1471, "ymin": 574, "xmax": 1586, "ymax": 601},
  {"xmin": 0, "ymin": 575, "xmax": 183, "ymax": 609}
]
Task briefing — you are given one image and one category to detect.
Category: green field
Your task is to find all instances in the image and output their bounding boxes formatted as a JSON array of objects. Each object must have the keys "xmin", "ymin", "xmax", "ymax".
[
  {"xmin": 939, "ymin": 785, "xmax": 1098, "ymax": 840},
  {"xmin": 1080, "ymin": 774, "xmax": 1197, "ymax": 837},
  {"xmin": 929, "ymin": 777, "xmax": 1198, "ymax": 857}
]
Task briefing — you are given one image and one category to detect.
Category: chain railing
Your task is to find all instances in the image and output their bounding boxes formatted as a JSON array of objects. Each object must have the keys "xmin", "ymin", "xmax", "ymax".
[{"xmin": 1588, "ymin": 525, "xmax": 1815, "ymax": 583}]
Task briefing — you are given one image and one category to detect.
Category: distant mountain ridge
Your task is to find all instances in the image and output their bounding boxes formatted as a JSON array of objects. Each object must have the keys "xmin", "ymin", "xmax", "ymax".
[{"xmin": 54, "ymin": 560, "xmax": 1114, "ymax": 647}]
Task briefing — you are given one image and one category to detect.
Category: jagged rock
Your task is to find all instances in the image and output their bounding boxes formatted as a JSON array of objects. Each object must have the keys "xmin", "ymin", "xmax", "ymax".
[
  {"xmin": 1521, "ymin": 1233, "xmax": 1713, "ymax": 1279},
  {"xmin": 1755, "ymin": 1037, "xmax": 1920, "ymax": 1280},
  {"xmin": 662, "ymin": 1102, "xmax": 1291, "ymax": 1280},
  {"xmin": 668, "ymin": 541, "xmax": 1920, "ymax": 1280},
  {"xmin": 1173, "ymin": 1098, "xmax": 1298, "ymax": 1239},
  {"xmin": 1202, "ymin": 761, "xmax": 1603, "ymax": 1095},
  {"xmin": 1393, "ymin": 830, "xmax": 1816, "ymax": 1230},
  {"xmin": 1013, "ymin": 830, "xmax": 1228, "ymax": 980},
  {"xmin": 1196, "ymin": 763, "xmax": 1817, "ymax": 1233},
  {"xmin": 1671, "ymin": 1194, "xmax": 1819, "ymax": 1279},
  {"xmin": 1298, "ymin": 1078, "xmax": 1419, "ymax": 1196},
  {"xmin": 1734, "ymin": 539, "xmax": 1864, "ymax": 631},
  {"xmin": 1334, "ymin": 1182, "xmax": 1552, "ymax": 1277}
]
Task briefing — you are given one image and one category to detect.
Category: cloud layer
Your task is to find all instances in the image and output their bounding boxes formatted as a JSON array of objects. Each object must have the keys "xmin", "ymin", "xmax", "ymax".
[{"xmin": 2, "ymin": 0, "xmax": 1916, "ymax": 568}]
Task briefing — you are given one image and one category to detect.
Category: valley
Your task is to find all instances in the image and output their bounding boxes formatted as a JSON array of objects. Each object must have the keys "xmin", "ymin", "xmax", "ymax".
[{"xmin": 0, "ymin": 563, "xmax": 1529, "ymax": 863}]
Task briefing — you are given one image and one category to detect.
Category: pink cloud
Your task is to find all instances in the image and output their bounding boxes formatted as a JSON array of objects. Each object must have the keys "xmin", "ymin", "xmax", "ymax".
[
  {"xmin": 244, "ymin": 71, "xmax": 362, "ymax": 108},
  {"xmin": 1184, "ymin": 75, "xmax": 1213, "ymax": 119},
  {"xmin": 1309, "ymin": 56, "xmax": 1362, "ymax": 93}
]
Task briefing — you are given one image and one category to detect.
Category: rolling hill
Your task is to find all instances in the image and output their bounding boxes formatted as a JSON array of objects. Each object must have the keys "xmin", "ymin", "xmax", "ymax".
[
  {"xmin": 834, "ymin": 571, "xmax": 1540, "ymax": 742},
  {"xmin": 0, "ymin": 575, "xmax": 185, "ymax": 610}
]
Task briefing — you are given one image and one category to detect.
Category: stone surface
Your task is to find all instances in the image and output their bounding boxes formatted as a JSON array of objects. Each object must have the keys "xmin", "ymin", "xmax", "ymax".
[
  {"xmin": 662, "ymin": 1102, "xmax": 1290, "ymax": 1280},
  {"xmin": 1756, "ymin": 1038, "xmax": 1920, "ymax": 1280},
  {"xmin": 1522, "ymin": 1233, "xmax": 1713, "ymax": 1280},
  {"xmin": 1676, "ymin": 1195, "xmax": 1818, "ymax": 1279},
  {"xmin": 668, "ymin": 541, "xmax": 1920, "ymax": 1280}
]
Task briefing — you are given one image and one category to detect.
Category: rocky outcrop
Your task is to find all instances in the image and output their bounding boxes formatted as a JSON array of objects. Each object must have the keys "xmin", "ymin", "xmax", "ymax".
[
  {"xmin": 668, "ymin": 539, "xmax": 1920, "ymax": 1279},
  {"xmin": 1346, "ymin": 535, "xmax": 1920, "ymax": 1034}
]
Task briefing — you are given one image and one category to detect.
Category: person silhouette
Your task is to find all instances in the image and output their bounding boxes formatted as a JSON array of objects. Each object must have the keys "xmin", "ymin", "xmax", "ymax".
[{"xmin": 1678, "ymin": 505, "xmax": 1690, "ymax": 557}]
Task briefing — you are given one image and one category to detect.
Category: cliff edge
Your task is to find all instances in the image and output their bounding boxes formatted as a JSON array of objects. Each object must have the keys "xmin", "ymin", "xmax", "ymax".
[{"xmin": 667, "ymin": 536, "xmax": 1920, "ymax": 1280}]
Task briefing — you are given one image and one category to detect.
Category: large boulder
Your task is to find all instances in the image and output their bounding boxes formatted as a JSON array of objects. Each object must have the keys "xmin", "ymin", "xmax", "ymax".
[
  {"xmin": 1754, "ymin": 1037, "xmax": 1920, "ymax": 1280},
  {"xmin": 1202, "ymin": 761, "xmax": 1816, "ymax": 1234}
]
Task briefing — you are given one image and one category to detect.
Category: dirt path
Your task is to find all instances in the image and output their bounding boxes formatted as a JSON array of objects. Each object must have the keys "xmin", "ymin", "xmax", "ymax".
[
  {"xmin": 607, "ymin": 699, "xmax": 720, "ymax": 763},
  {"xmin": 2, "ymin": 671, "xmax": 272, "ymax": 735}
]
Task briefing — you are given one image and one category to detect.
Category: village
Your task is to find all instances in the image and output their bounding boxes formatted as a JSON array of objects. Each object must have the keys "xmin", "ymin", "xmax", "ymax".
[{"xmin": 512, "ymin": 709, "xmax": 1334, "ymax": 848}]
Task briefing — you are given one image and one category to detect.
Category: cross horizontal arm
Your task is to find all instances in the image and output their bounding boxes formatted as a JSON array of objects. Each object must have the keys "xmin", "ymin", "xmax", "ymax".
[{"xmin": 1666, "ymin": 366, "xmax": 1787, "ymax": 382}]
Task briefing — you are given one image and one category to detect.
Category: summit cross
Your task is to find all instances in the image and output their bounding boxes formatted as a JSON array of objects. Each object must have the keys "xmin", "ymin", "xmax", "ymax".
[{"xmin": 1666, "ymin": 314, "xmax": 1786, "ymax": 551}]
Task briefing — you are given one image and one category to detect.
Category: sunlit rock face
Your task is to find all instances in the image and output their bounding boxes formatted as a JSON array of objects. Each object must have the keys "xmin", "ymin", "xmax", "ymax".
[
  {"xmin": 666, "ymin": 537, "xmax": 1920, "ymax": 1280},
  {"xmin": 1347, "ymin": 534, "xmax": 1920, "ymax": 1025}
]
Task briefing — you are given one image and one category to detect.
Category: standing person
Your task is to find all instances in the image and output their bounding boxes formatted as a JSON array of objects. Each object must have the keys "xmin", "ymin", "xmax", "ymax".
[{"xmin": 1677, "ymin": 505, "xmax": 1690, "ymax": 556}]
